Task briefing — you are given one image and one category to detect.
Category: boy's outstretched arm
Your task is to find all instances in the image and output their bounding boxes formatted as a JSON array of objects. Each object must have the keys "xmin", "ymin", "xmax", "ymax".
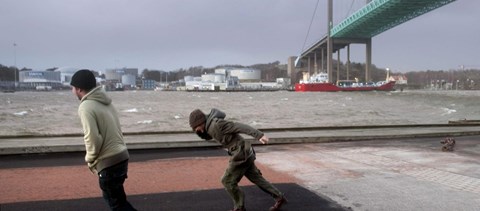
[{"xmin": 259, "ymin": 135, "xmax": 269, "ymax": 144}]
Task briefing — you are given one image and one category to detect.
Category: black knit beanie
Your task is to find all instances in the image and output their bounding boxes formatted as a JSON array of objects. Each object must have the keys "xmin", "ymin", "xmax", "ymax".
[
  {"xmin": 189, "ymin": 109, "xmax": 206, "ymax": 130},
  {"xmin": 70, "ymin": 69, "xmax": 97, "ymax": 91}
]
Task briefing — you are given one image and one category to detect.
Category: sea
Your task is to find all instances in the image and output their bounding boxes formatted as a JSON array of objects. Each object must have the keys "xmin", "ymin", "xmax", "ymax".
[{"xmin": 1, "ymin": 90, "xmax": 479, "ymax": 136}]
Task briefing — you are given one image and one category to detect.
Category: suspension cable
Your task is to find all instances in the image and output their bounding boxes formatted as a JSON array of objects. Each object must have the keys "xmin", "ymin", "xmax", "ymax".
[
  {"xmin": 344, "ymin": 0, "xmax": 356, "ymax": 20},
  {"xmin": 301, "ymin": 0, "xmax": 320, "ymax": 52}
]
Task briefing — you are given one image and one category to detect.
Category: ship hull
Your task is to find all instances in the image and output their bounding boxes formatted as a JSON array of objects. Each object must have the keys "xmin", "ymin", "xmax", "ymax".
[{"xmin": 295, "ymin": 81, "xmax": 396, "ymax": 92}]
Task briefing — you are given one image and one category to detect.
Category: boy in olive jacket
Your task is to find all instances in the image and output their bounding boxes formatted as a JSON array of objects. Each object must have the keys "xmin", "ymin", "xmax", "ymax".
[{"xmin": 189, "ymin": 108, "xmax": 287, "ymax": 211}]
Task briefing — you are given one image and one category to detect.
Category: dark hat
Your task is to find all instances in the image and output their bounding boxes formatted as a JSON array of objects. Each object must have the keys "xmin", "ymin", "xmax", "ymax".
[
  {"xmin": 70, "ymin": 69, "xmax": 97, "ymax": 91},
  {"xmin": 189, "ymin": 109, "xmax": 206, "ymax": 130}
]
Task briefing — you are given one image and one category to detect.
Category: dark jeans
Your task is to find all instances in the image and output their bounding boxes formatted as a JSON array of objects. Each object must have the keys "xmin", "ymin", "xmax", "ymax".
[{"xmin": 98, "ymin": 160, "xmax": 136, "ymax": 211}]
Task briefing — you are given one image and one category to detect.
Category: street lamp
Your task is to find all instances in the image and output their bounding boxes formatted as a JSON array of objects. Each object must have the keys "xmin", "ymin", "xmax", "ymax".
[{"xmin": 13, "ymin": 42, "xmax": 17, "ymax": 90}]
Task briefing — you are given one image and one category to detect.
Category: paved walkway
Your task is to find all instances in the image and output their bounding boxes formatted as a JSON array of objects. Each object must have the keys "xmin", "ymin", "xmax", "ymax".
[
  {"xmin": 1, "ymin": 125, "xmax": 480, "ymax": 210},
  {"xmin": 256, "ymin": 136, "xmax": 480, "ymax": 210}
]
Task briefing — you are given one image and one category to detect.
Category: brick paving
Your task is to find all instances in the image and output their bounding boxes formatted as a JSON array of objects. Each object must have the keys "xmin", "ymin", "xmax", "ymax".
[{"xmin": 0, "ymin": 148, "xmax": 347, "ymax": 211}]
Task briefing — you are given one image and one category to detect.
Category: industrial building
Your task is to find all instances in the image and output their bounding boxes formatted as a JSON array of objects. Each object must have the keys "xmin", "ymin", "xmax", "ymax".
[
  {"xmin": 229, "ymin": 68, "xmax": 261, "ymax": 82},
  {"xmin": 55, "ymin": 67, "xmax": 80, "ymax": 86},
  {"xmin": 142, "ymin": 79, "xmax": 156, "ymax": 90},
  {"xmin": 214, "ymin": 67, "xmax": 261, "ymax": 82},
  {"xmin": 103, "ymin": 68, "xmax": 139, "ymax": 90},
  {"xmin": 104, "ymin": 68, "xmax": 138, "ymax": 81},
  {"xmin": 184, "ymin": 67, "xmax": 288, "ymax": 91},
  {"xmin": 18, "ymin": 70, "xmax": 62, "ymax": 90}
]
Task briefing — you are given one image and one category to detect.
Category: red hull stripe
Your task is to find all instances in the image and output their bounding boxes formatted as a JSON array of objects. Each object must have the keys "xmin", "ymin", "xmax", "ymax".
[{"xmin": 294, "ymin": 81, "xmax": 396, "ymax": 92}]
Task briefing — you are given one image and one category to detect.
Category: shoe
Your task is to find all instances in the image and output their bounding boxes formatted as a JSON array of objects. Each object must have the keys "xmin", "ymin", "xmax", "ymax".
[{"xmin": 269, "ymin": 195, "xmax": 287, "ymax": 211}]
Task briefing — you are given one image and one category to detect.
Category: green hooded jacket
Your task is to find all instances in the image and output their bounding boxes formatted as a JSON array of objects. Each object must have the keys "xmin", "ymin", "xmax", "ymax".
[
  {"xmin": 205, "ymin": 109, "xmax": 264, "ymax": 165},
  {"xmin": 78, "ymin": 86, "xmax": 129, "ymax": 174}
]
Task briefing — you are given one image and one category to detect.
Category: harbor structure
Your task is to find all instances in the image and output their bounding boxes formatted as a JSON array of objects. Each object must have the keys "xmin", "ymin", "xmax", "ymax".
[
  {"xmin": 18, "ymin": 70, "xmax": 62, "ymax": 90},
  {"xmin": 184, "ymin": 67, "xmax": 288, "ymax": 91}
]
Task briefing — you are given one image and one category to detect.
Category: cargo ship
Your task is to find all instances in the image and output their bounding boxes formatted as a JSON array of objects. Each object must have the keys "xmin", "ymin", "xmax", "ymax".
[{"xmin": 295, "ymin": 73, "xmax": 395, "ymax": 92}]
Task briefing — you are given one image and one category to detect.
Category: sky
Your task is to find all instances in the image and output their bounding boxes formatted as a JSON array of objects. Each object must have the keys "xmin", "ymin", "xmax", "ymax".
[{"xmin": 0, "ymin": 0, "xmax": 478, "ymax": 73}]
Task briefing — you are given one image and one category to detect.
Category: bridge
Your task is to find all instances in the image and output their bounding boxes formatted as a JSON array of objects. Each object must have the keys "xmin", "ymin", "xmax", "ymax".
[{"xmin": 288, "ymin": 0, "xmax": 457, "ymax": 84}]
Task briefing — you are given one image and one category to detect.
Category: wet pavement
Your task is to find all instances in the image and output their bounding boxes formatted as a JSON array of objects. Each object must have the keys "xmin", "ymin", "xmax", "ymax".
[
  {"xmin": 1, "ymin": 128, "xmax": 480, "ymax": 210},
  {"xmin": 257, "ymin": 136, "xmax": 480, "ymax": 210}
]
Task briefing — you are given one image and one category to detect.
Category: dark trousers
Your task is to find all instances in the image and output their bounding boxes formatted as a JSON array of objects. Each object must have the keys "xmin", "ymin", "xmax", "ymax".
[
  {"xmin": 98, "ymin": 160, "xmax": 137, "ymax": 211},
  {"xmin": 221, "ymin": 157, "xmax": 282, "ymax": 209}
]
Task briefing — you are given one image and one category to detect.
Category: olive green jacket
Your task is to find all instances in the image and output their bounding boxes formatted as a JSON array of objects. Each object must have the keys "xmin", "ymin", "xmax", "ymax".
[
  {"xmin": 205, "ymin": 109, "xmax": 264, "ymax": 165},
  {"xmin": 78, "ymin": 86, "xmax": 129, "ymax": 174}
]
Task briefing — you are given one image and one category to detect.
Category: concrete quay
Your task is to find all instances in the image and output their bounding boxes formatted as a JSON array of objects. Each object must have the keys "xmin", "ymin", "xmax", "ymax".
[{"xmin": 1, "ymin": 124, "xmax": 480, "ymax": 155}]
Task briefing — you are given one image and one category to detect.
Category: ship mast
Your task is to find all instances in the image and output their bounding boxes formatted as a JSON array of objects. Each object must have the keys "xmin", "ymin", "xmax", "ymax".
[{"xmin": 326, "ymin": 0, "xmax": 333, "ymax": 83}]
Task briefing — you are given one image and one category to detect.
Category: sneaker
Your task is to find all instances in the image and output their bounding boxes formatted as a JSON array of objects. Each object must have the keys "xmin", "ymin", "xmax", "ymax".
[{"xmin": 269, "ymin": 195, "xmax": 287, "ymax": 211}]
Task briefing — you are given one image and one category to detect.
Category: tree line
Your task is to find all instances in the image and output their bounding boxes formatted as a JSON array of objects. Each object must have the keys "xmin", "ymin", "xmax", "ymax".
[{"xmin": 0, "ymin": 65, "xmax": 18, "ymax": 81}]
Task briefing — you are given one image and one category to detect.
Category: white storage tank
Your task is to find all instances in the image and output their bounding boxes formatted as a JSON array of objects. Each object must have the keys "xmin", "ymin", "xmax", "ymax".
[
  {"xmin": 214, "ymin": 74, "xmax": 225, "ymax": 83},
  {"xmin": 104, "ymin": 68, "xmax": 138, "ymax": 81},
  {"xmin": 122, "ymin": 74, "xmax": 136, "ymax": 86},
  {"xmin": 104, "ymin": 69, "xmax": 122, "ymax": 81},
  {"xmin": 184, "ymin": 75, "xmax": 194, "ymax": 82},
  {"xmin": 215, "ymin": 68, "xmax": 228, "ymax": 75},
  {"xmin": 201, "ymin": 74, "xmax": 216, "ymax": 82},
  {"xmin": 229, "ymin": 68, "xmax": 261, "ymax": 81}
]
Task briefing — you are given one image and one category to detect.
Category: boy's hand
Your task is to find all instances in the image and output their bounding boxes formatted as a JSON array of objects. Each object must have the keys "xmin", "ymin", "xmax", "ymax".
[{"xmin": 259, "ymin": 135, "xmax": 269, "ymax": 144}]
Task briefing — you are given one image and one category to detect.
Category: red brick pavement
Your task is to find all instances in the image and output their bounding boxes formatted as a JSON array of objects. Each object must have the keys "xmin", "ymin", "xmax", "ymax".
[{"xmin": 0, "ymin": 156, "xmax": 296, "ymax": 203}]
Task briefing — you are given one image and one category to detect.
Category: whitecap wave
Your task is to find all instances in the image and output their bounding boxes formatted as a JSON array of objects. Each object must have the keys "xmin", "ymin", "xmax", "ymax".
[
  {"xmin": 123, "ymin": 108, "xmax": 138, "ymax": 113},
  {"xmin": 14, "ymin": 111, "xmax": 28, "ymax": 116},
  {"xmin": 441, "ymin": 107, "xmax": 457, "ymax": 115},
  {"xmin": 136, "ymin": 120, "xmax": 152, "ymax": 124}
]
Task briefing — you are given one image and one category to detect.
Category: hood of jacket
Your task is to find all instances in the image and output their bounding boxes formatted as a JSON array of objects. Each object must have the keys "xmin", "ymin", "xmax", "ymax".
[
  {"xmin": 81, "ymin": 86, "xmax": 112, "ymax": 105},
  {"xmin": 205, "ymin": 108, "xmax": 226, "ymax": 129}
]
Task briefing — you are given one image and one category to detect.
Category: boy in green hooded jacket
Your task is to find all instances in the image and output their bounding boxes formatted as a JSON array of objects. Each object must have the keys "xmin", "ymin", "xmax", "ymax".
[{"xmin": 71, "ymin": 69, "xmax": 136, "ymax": 211}]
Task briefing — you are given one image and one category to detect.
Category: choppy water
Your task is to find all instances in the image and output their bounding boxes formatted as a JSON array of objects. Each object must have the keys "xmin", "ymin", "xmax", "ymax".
[{"xmin": 1, "ymin": 90, "xmax": 480, "ymax": 136}]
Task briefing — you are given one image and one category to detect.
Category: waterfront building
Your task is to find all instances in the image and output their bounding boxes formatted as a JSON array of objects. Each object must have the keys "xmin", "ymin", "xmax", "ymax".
[
  {"xmin": 104, "ymin": 68, "xmax": 138, "ymax": 82},
  {"xmin": 55, "ymin": 67, "xmax": 80, "ymax": 86},
  {"xmin": 142, "ymin": 79, "xmax": 156, "ymax": 90},
  {"xmin": 18, "ymin": 70, "xmax": 62, "ymax": 90}
]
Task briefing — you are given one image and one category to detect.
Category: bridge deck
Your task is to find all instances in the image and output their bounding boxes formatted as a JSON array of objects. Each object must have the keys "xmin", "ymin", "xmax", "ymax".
[
  {"xmin": 297, "ymin": 0, "xmax": 456, "ymax": 65},
  {"xmin": 331, "ymin": 0, "xmax": 457, "ymax": 38}
]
